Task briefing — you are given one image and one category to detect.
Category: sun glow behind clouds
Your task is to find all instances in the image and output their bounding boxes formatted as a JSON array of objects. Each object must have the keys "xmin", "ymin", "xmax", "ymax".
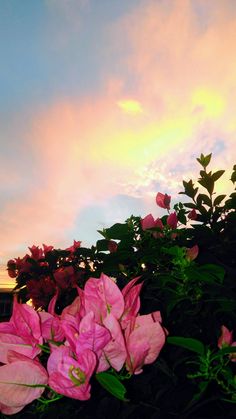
[
  {"xmin": 117, "ymin": 99, "xmax": 143, "ymax": 114},
  {"xmin": 192, "ymin": 88, "xmax": 225, "ymax": 117}
]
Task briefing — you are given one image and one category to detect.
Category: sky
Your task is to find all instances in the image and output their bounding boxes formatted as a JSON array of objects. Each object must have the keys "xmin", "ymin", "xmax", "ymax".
[{"xmin": 0, "ymin": 0, "xmax": 236, "ymax": 280}]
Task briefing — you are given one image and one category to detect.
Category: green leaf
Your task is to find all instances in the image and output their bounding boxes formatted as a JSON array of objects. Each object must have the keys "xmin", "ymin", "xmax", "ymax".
[
  {"xmin": 213, "ymin": 194, "xmax": 226, "ymax": 206},
  {"xmin": 167, "ymin": 336, "xmax": 205, "ymax": 355},
  {"xmin": 217, "ymin": 346, "xmax": 236, "ymax": 357},
  {"xmin": 198, "ymin": 177, "xmax": 214, "ymax": 195},
  {"xmin": 96, "ymin": 239, "xmax": 109, "ymax": 252},
  {"xmin": 211, "ymin": 170, "xmax": 225, "ymax": 182},
  {"xmin": 183, "ymin": 203, "xmax": 197, "ymax": 209},
  {"xmin": 104, "ymin": 223, "xmax": 129, "ymax": 239},
  {"xmin": 197, "ymin": 194, "xmax": 212, "ymax": 207},
  {"xmin": 198, "ymin": 264, "xmax": 225, "ymax": 283},
  {"xmin": 197, "ymin": 153, "xmax": 212, "ymax": 169},
  {"xmin": 96, "ymin": 372, "xmax": 128, "ymax": 401}
]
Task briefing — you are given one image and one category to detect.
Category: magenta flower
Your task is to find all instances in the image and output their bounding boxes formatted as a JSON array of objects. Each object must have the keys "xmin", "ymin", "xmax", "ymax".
[
  {"xmin": 121, "ymin": 276, "xmax": 143, "ymax": 327},
  {"xmin": 167, "ymin": 212, "xmax": 178, "ymax": 229},
  {"xmin": 54, "ymin": 266, "xmax": 77, "ymax": 289},
  {"xmin": 188, "ymin": 209, "xmax": 197, "ymax": 220},
  {"xmin": 218, "ymin": 325, "xmax": 236, "ymax": 362},
  {"xmin": 84, "ymin": 273, "xmax": 124, "ymax": 323},
  {"xmin": 125, "ymin": 313, "xmax": 166, "ymax": 375},
  {"xmin": 39, "ymin": 311, "xmax": 64, "ymax": 343},
  {"xmin": 0, "ymin": 297, "xmax": 43, "ymax": 364},
  {"xmin": 0, "ymin": 352, "xmax": 48, "ymax": 415},
  {"xmin": 66, "ymin": 240, "xmax": 82, "ymax": 253},
  {"xmin": 97, "ymin": 313, "xmax": 127, "ymax": 372},
  {"xmin": 48, "ymin": 346, "xmax": 96, "ymax": 400},
  {"xmin": 28, "ymin": 245, "xmax": 44, "ymax": 261},
  {"xmin": 186, "ymin": 245, "xmax": 199, "ymax": 261},
  {"xmin": 156, "ymin": 192, "xmax": 171, "ymax": 209},
  {"xmin": 63, "ymin": 311, "xmax": 111, "ymax": 358},
  {"xmin": 141, "ymin": 215, "xmax": 164, "ymax": 238}
]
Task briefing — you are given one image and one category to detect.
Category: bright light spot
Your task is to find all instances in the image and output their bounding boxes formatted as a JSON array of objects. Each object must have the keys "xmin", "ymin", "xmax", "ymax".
[
  {"xmin": 117, "ymin": 99, "xmax": 143, "ymax": 114},
  {"xmin": 192, "ymin": 88, "xmax": 225, "ymax": 117}
]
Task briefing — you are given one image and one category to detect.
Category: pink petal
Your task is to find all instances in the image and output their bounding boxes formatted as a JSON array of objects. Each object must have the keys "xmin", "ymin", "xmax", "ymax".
[
  {"xmin": 141, "ymin": 214, "xmax": 156, "ymax": 230},
  {"xmin": 0, "ymin": 360, "xmax": 48, "ymax": 408},
  {"xmin": 97, "ymin": 314, "xmax": 127, "ymax": 372},
  {"xmin": 0, "ymin": 334, "xmax": 41, "ymax": 364},
  {"xmin": 84, "ymin": 273, "xmax": 124, "ymax": 322}
]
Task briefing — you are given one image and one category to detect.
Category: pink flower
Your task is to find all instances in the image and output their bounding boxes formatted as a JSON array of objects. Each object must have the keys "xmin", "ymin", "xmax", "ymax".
[
  {"xmin": 186, "ymin": 245, "xmax": 199, "ymax": 261},
  {"xmin": 43, "ymin": 243, "xmax": 54, "ymax": 254},
  {"xmin": 167, "ymin": 212, "xmax": 178, "ymax": 229},
  {"xmin": 188, "ymin": 209, "xmax": 197, "ymax": 220},
  {"xmin": 54, "ymin": 266, "xmax": 77, "ymax": 289},
  {"xmin": 97, "ymin": 313, "xmax": 127, "ymax": 372},
  {"xmin": 141, "ymin": 214, "xmax": 156, "ymax": 230},
  {"xmin": 28, "ymin": 245, "xmax": 44, "ymax": 261},
  {"xmin": 0, "ymin": 297, "xmax": 43, "ymax": 364},
  {"xmin": 156, "ymin": 192, "xmax": 171, "ymax": 209},
  {"xmin": 63, "ymin": 311, "xmax": 111, "ymax": 358},
  {"xmin": 218, "ymin": 325, "xmax": 233, "ymax": 348},
  {"xmin": 141, "ymin": 215, "xmax": 164, "ymax": 238},
  {"xmin": 27, "ymin": 276, "xmax": 56, "ymax": 309},
  {"xmin": 84, "ymin": 273, "xmax": 124, "ymax": 323},
  {"xmin": 108, "ymin": 240, "xmax": 118, "ymax": 253},
  {"xmin": 0, "ymin": 352, "xmax": 48, "ymax": 415},
  {"xmin": 48, "ymin": 346, "xmax": 96, "ymax": 400},
  {"xmin": 125, "ymin": 314, "xmax": 166, "ymax": 375},
  {"xmin": 186, "ymin": 244, "xmax": 199, "ymax": 262},
  {"xmin": 66, "ymin": 240, "xmax": 82, "ymax": 253},
  {"xmin": 121, "ymin": 276, "xmax": 143, "ymax": 327},
  {"xmin": 39, "ymin": 311, "xmax": 64, "ymax": 343},
  {"xmin": 218, "ymin": 325, "xmax": 236, "ymax": 362}
]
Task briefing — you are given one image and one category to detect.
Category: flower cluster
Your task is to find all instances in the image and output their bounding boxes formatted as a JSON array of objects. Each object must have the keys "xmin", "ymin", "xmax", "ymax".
[
  {"xmin": 0, "ymin": 273, "xmax": 166, "ymax": 415},
  {"xmin": 7, "ymin": 241, "xmax": 83, "ymax": 309},
  {"xmin": 141, "ymin": 192, "xmax": 178, "ymax": 238}
]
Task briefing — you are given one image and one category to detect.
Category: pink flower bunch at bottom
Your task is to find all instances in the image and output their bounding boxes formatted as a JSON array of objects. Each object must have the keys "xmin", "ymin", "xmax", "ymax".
[{"xmin": 0, "ymin": 274, "xmax": 166, "ymax": 415}]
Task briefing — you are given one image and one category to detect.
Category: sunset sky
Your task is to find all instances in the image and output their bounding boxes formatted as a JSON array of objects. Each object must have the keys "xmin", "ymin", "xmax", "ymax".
[{"xmin": 0, "ymin": 0, "xmax": 236, "ymax": 277}]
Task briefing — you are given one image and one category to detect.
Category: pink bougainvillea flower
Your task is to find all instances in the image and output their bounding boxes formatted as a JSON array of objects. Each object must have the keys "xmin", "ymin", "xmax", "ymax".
[
  {"xmin": 42, "ymin": 243, "xmax": 54, "ymax": 254},
  {"xmin": 141, "ymin": 214, "xmax": 156, "ymax": 230},
  {"xmin": 54, "ymin": 266, "xmax": 77, "ymax": 290},
  {"xmin": 125, "ymin": 313, "xmax": 166, "ymax": 375},
  {"xmin": 48, "ymin": 346, "xmax": 96, "ymax": 400},
  {"xmin": 71, "ymin": 311, "xmax": 111, "ymax": 358},
  {"xmin": 121, "ymin": 276, "xmax": 143, "ymax": 326},
  {"xmin": 28, "ymin": 245, "xmax": 44, "ymax": 261},
  {"xmin": 0, "ymin": 354, "xmax": 48, "ymax": 415},
  {"xmin": 0, "ymin": 297, "xmax": 42, "ymax": 364},
  {"xmin": 156, "ymin": 192, "xmax": 171, "ymax": 209},
  {"xmin": 167, "ymin": 212, "xmax": 178, "ymax": 229},
  {"xmin": 188, "ymin": 209, "xmax": 197, "ymax": 220},
  {"xmin": 186, "ymin": 245, "xmax": 199, "ymax": 261},
  {"xmin": 27, "ymin": 276, "xmax": 56, "ymax": 309},
  {"xmin": 108, "ymin": 240, "xmax": 118, "ymax": 253},
  {"xmin": 66, "ymin": 240, "xmax": 82, "ymax": 253},
  {"xmin": 218, "ymin": 325, "xmax": 233, "ymax": 348},
  {"xmin": 218, "ymin": 325, "xmax": 236, "ymax": 362},
  {"xmin": 84, "ymin": 273, "xmax": 124, "ymax": 322},
  {"xmin": 141, "ymin": 215, "xmax": 164, "ymax": 238},
  {"xmin": 97, "ymin": 313, "xmax": 127, "ymax": 372},
  {"xmin": 39, "ymin": 311, "xmax": 64, "ymax": 343}
]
